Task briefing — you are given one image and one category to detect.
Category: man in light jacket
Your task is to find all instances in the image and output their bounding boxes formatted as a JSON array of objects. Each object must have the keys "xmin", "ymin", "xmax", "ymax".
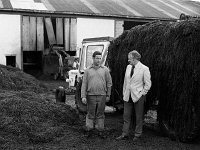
[{"xmin": 116, "ymin": 50, "xmax": 151, "ymax": 141}]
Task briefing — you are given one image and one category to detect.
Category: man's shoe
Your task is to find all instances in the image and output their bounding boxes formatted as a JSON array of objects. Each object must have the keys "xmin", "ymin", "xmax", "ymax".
[
  {"xmin": 132, "ymin": 136, "xmax": 140, "ymax": 142},
  {"xmin": 98, "ymin": 132, "xmax": 107, "ymax": 139},
  {"xmin": 116, "ymin": 134, "xmax": 128, "ymax": 140},
  {"xmin": 82, "ymin": 126, "xmax": 93, "ymax": 132}
]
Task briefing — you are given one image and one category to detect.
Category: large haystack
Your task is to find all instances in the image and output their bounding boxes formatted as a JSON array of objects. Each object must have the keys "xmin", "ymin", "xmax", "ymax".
[{"xmin": 107, "ymin": 19, "xmax": 200, "ymax": 142}]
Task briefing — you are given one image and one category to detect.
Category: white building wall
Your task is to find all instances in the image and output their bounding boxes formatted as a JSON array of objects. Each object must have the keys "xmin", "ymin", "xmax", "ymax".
[
  {"xmin": 0, "ymin": 14, "xmax": 21, "ymax": 68},
  {"xmin": 115, "ymin": 20, "xmax": 124, "ymax": 38},
  {"xmin": 77, "ymin": 18, "xmax": 115, "ymax": 55}
]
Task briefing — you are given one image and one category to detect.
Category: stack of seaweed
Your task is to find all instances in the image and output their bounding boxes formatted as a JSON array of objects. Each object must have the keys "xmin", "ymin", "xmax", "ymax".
[
  {"xmin": 107, "ymin": 19, "xmax": 200, "ymax": 142},
  {"xmin": 0, "ymin": 65, "xmax": 80, "ymax": 145},
  {"xmin": 0, "ymin": 64, "xmax": 47, "ymax": 92},
  {"xmin": 0, "ymin": 90, "xmax": 79, "ymax": 144}
]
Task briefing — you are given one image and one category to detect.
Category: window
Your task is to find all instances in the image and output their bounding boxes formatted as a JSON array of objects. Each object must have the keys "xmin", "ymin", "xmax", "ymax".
[
  {"xmin": 86, "ymin": 45, "xmax": 104, "ymax": 68},
  {"xmin": 6, "ymin": 56, "xmax": 16, "ymax": 67}
]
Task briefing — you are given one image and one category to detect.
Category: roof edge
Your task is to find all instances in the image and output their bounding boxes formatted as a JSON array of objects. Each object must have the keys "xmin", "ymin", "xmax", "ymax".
[{"xmin": 0, "ymin": 8, "xmax": 177, "ymax": 21}]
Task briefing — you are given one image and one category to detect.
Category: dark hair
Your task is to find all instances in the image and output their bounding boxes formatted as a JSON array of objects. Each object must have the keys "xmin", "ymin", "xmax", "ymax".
[{"xmin": 92, "ymin": 51, "xmax": 102, "ymax": 58}]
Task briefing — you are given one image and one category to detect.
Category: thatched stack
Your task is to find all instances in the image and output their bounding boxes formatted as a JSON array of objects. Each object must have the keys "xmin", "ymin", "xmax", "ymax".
[{"xmin": 107, "ymin": 18, "xmax": 200, "ymax": 142}]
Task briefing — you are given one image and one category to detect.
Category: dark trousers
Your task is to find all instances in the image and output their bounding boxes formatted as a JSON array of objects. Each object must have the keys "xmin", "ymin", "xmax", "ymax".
[
  {"xmin": 122, "ymin": 96, "xmax": 145, "ymax": 137},
  {"xmin": 86, "ymin": 95, "xmax": 106, "ymax": 131}
]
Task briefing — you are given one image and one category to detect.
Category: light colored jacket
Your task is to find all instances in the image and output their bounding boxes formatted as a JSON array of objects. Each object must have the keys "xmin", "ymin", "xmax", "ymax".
[{"xmin": 123, "ymin": 62, "xmax": 151, "ymax": 103}]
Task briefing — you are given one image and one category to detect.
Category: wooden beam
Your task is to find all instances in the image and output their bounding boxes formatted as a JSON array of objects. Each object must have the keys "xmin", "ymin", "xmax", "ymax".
[
  {"xmin": 44, "ymin": 17, "xmax": 56, "ymax": 45},
  {"xmin": 30, "ymin": 17, "xmax": 37, "ymax": 51},
  {"xmin": 64, "ymin": 18, "xmax": 70, "ymax": 51},
  {"xmin": 56, "ymin": 18, "xmax": 63, "ymax": 45},
  {"xmin": 70, "ymin": 18, "xmax": 77, "ymax": 51},
  {"xmin": 20, "ymin": 15, "xmax": 23, "ymax": 70},
  {"xmin": 22, "ymin": 16, "xmax": 30, "ymax": 51},
  {"xmin": 37, "ymin": 17, "xmax": 44, "ymax": 51}
]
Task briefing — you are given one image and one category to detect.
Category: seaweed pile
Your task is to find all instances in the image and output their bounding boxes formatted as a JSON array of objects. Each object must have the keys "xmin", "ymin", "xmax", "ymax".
[
  {"xmin": 107, "ymin": 18, "xmax": 200, "ymax": 142},
  {"xmin": 0, "ymin": 65, "xmax": 80, "ymax": 145},
  {"xmin": 0, "ymin": 90, "xmax": 79, "ymax": 144},
  {"xmin": 0, "ymin": 64, "xmax": 47, "ymax": 92}
]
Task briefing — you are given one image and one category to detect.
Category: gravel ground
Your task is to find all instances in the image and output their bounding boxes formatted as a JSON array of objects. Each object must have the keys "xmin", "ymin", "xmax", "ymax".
[{"xmin": 2, "ymin": 80, "xmax": 199, "ymax": 150}]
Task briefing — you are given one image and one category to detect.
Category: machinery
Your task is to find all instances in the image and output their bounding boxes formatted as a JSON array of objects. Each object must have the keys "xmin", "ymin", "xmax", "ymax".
[{"xmin": 43, "ymin": 44, "xmax": 73, "ymax": 80}]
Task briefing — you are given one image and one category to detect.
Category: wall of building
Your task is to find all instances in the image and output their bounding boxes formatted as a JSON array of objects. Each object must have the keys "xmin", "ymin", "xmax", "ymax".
[
  {"xmin": 0, "ymin": 14, "xmax": 21, "ymax": 68},
  {"xmin": 0, "ymin": 14, "xmax": 122, "ymax": 70},
  {"xmin": 76, "ymin": 18, "xmax": 115, "ymax": 53},
  {"xmin": 115, "ymin": 20, "xmax": 124, "ymax": 38}
]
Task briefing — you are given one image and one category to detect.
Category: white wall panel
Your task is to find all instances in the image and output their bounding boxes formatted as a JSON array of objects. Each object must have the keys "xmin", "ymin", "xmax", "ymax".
[
  {"xmin": 77, "ymin": 18, "xmax": 115, "ymax": 49},
  {"xmin": 0, "ymin": 14, "xmax": 21, "ymax": 68}
]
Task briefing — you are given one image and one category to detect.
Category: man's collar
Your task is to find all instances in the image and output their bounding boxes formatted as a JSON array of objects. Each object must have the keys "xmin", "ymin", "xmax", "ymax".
[
  {"xmin": 135, "ymin": 61, "xmax": 141, "ymax": 68},
  {"xmin": 89, "ymin": 64, "xmax": 104, "ymax": 69}
]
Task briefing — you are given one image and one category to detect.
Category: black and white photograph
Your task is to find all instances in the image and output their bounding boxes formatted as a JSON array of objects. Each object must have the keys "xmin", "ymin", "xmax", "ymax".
[{"xmin": 0, "ymin": 0, "xmax": 200, "ymax": 149}]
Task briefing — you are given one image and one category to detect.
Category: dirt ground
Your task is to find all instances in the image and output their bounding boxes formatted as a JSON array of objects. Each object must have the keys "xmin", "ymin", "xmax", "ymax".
[{"xmin": 4, "ymin": 80, "xmax": 199, "ymax": 150}]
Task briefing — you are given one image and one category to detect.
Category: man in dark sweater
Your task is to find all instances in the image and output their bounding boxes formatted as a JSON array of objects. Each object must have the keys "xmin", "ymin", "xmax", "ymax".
[{"xmin": 81, "ymin": 51, "xmax": 112, "ymax": 132}]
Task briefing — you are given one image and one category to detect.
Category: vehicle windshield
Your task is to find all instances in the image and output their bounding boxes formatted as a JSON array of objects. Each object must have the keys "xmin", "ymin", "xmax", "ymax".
[{"xmin": 86, "ymin": 45, "xmax": 104, "ymax": 68}]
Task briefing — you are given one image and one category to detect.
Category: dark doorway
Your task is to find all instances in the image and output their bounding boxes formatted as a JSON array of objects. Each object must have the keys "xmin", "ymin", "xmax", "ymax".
[
  {"xmin": 124, "ymin": 21, "xmax": 147, "ymax": 31},
  {"xmin": 6, "ymin": 56, "xmax": 16, "ymax": 67},
  {"xmin": 23, "ymin": 51, "xmax": 43, "ymax": 77}
]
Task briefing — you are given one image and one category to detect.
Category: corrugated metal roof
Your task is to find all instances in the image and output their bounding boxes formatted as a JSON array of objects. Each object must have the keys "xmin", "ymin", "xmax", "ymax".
[
  {"xmin": 10, "ymin": 0, "xmax": 47, "ymax": 10},
  {"xmin": 48, "ymin": 0, "xmax": 92, "ymax": 13},
  {"xmin": 0, "ymin": 0, "xmax": 199, "ymax": 19},
  {"xmin": 1, "ymin": 0, "xmax": 12, "ymax": 8}
]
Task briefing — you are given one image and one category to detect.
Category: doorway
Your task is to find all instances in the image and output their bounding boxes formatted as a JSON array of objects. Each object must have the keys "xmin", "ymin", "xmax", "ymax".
[{"xmin": 23, "ymin": 51, "xmax": 43, "ymax": 76}]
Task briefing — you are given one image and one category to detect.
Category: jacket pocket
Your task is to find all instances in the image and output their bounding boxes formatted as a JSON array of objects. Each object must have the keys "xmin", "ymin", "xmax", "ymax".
[{"xmin": 136, "ymin": 87, "xmax": 143, "ymax": 93}]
